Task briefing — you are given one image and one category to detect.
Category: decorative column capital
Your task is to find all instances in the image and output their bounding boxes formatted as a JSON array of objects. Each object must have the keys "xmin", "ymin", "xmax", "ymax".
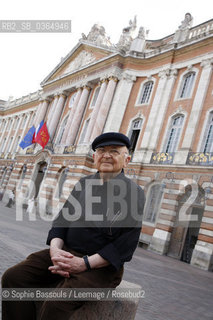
[
  {"xmin": 201, "ymin": 58, "xmax": 213, "ymax": 69},
  {"xmin": 40, "ymin": 95, "xmax": 52, "ymax": 102},
  {"xmin": 82, "ymin": 84, "xmax": 92, "ymax": 91},
  {"xmin": 108, "ymin": 76, "xmax": 119, "ymax": 82},
  {"xmin": 158, "ymin": 69, "xmax": 171, "ymax": 79},
  {"xmin": 170, "ymin": 68, "xmax": 178, "ymax": 77},
  {"xmin": 58, "ymin": 90, "xmax": 69, "ymax": 98},
  {"xmin": 122, "ymin": 72, "xmax": 136, "ymax": 83},
  {"xmin": 75, "ymin": 86, "xmax": 83, "ymax": 92},
  {"xmin": 99, "ymin": 77, "xmax": 109, "ymax": 84}
]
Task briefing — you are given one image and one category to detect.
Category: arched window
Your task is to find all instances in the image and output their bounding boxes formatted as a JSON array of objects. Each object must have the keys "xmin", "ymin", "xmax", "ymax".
[
  {"xmin": 56, "ymin": 116, "xmax": 68, "ymax": 145},
  {"xmin": 69, "ymin": 93, "xmax": 77, "ymax": 108},
  {"xmin": 203, "ymin": 112, "xmax": 213, "ymax": 153},
  {"xmin": 179, "ymin": 72, "xmax": 195, "ymax": 99},
  {"xmin": 79, "ymin": 118, "xmax": 90, "ymax": 144},
  {"xmin": 138, "ymin": 81, "xmax": 153, "ymax": 104},
  {"xmin": 164, "ymin": 115, "xmax": 184, "ymax": 153},
  {"xmin": 144, "ymin": 183, "xmax": 164, "ymax": 223},
  {"xmin": 90, "ymin": 86, "xmax": 100, "ymax": 108},
  {"xmin": 129, "ymin": 118, "xmax": 143, "ymax": 153}
]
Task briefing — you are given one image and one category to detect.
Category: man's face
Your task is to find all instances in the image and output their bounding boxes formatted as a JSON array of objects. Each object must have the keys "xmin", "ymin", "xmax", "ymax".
[{"xmin": 93, "ymin": 145, "xmax": 131, "ymax": 174}]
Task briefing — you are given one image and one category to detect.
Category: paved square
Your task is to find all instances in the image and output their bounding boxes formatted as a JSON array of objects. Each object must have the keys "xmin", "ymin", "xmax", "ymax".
[{"xmin": 0, "ymin": 203, "xmax": 212, "ymax": 320}]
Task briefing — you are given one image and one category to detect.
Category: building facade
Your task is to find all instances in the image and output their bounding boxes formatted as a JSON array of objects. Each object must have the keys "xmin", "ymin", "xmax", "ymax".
[{"xmin": 0, "ymin": 13, "xmax": 213, "ymax": 271}]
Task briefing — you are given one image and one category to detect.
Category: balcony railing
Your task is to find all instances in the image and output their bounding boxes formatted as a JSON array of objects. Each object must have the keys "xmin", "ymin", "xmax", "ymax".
[
  {"xmin": 187, "ymin": 152, "xmax": 213, "ymax": 166},
  {"xmin": 151, "ymin": 152, "xmax": 174, "ymax": 164},
  {"xmin": 64, "ymin": 145, "xmax": 76, "ymax": 154}
]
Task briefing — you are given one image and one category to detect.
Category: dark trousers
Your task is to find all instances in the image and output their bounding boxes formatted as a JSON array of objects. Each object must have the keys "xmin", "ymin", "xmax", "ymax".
[{"xmin": 1, "ymin": 249, "xmax": 123, "ymax": 320}]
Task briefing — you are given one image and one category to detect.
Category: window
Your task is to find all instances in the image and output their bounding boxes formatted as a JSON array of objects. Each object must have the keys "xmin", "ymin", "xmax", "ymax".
[
  {"xmin": 29, "ymin": 113, "xmax": 35, "ymax": 127},
  {"xmin": 21, "ymin": 116, "xmax": 27, "ymax": 129},
  {"xmin": 165, "ymin": 115, "xmax": 184, "ymax": 153},
  {"xmin": 14, "ymin": 117, "xmax": 20, "ymax": 130},
  {"xmin": 13, "ymin": 136, "xmax": 21, "ymax": 153},
  {"xmin": 90, "ymin": 86, "xmax": 100, "ymax": 108},
  {"xmin": 0, "ymin": 137, "xmax": 7, "ymax": 153},
  {"xmin": 79, "ymin": 119, "xmax": 90, "ymax": 144},
  {"xmin": 7, "ymin": 137, "xmax": 13, "ymax": 153},
  {"xmin": 69, "ymin": 93, "xmax": 77, "ymax": 108},
  {"xmin": 129, "ymin": 118, "xmax": 143, "ymax": 153},
  {"xmin": 0, "ymin": 120, "xmax": 5, "ymax": 132},
  {"xmin": 56, "ymin": 116, "xmax": 68, "ymax": 144},
  {"xmin": 7, "ymin": 119, "xmax": 12, "ymax": 131},
  {"xmin": 203, "ymin": 112, "xmax": 213, "ymax": 153},
  {"xmin": 138, "ymin": 81, "xmax": 153, "ymax": 104},
  {"xmin": 179, "ymin": 72, "xmax": 195, "ymax": 99},
  {"xmin": 144, "ymin": 184, "xmax": 164, "ymax": 223}
]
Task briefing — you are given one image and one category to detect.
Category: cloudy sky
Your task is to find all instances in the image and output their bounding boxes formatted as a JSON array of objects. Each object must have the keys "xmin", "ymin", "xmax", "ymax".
[{"xmin": 0, "ymin": 0, "xmax": 212, "ymax": 101}]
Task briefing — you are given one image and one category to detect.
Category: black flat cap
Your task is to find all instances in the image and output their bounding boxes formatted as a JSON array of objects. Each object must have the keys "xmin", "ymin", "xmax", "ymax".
[{"xmin": 92, "ymin": 132, "xmax": 130, "ymax": 151}]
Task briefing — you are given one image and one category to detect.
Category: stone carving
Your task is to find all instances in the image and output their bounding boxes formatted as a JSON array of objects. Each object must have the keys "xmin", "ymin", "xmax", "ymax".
[
  {"xmin": 179, "ymin": 13, "xmax": 193, "ymax": 30},
  {"xmin": 81, "ymin": 24, "xmax": 112, "ymax": 48},
  {"xmin": 173, "ymin": 13, "xmax": 193, "ymax": 43},
  {"xmin": 130, "ymin": 26, "xmax": 146, "ymax": 53},
  {"xmin": 62, "ymin": 50, "xmax": 96, "ymax": 74},
  {"xmin": 117, "ymin": 16, "xmax": 137, "ymax": 52}
]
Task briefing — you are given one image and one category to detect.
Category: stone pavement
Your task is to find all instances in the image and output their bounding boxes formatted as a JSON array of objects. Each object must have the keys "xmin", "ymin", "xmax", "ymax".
[{"xmin": 0, "ymin": 202, "xmax": 212, "ymax": 320}]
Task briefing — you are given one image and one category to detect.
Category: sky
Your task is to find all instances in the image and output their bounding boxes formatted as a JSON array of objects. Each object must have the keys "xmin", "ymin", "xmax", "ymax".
[{"xmin": 0, "ymin": 0, "xmax": 212, "ymax": 101}]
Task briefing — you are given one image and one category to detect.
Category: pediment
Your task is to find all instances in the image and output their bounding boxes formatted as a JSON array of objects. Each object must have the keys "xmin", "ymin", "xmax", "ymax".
[
  {"xmin": 61, "ymin": 50, "xmax": 96, "ymax": 75},
  {"xmin": 42, "ymin": 44, "xmax": 113, "ymax": 85}
]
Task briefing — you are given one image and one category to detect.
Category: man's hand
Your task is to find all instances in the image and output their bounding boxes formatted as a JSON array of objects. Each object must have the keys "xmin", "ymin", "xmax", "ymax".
[
  {"xmin": 49, "ymin": 246, "xmax": 74, "ymax": 278},
  {"xmin": 49, "ymin": 238, "xmax": 87, "ymax": 277},
  {"xmin": 49, "ymin": 255, "xmax": 87, "ymax": 275}
]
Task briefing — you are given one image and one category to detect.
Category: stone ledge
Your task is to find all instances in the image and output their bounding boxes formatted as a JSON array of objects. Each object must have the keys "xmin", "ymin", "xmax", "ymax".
[
  {"xmin": 36, "ymin": 280, "xmax": 141, "ymax": 320},
  {"xmin": 70, "ymin": 280, "xmax": 141, "ymax": 320}
]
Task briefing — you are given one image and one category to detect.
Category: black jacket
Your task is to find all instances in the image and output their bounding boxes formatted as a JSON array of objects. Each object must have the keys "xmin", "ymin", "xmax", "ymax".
[{"xmin": 47, "ymin": 171, "xmax": 145, "ymax": 271}]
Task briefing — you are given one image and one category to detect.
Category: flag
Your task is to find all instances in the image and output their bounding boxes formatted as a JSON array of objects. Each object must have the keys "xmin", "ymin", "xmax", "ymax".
[
  {"xmin": 19, "ymin": 126, "xmax": 36, "ymax": 149},
  {"xmin": 32, "ymin": 120, "xmax": 44, "ymax": 143},
  {"xmin": 34, "ymin": 122, "xmax": 49, "ymax": 149}
]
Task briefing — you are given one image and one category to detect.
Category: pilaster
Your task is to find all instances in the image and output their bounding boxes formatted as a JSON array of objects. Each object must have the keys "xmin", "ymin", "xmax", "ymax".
[
  {"xmin": 104, "ymin": 72, "xmax": 136, "ymax": 133},
  {"xmin": 90, "ymin": 76, "xmax": 118, "ymax": 141}
]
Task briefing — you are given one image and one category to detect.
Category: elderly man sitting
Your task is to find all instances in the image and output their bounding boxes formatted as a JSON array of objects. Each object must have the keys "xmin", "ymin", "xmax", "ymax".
[{"xmin": 2, "ymin": 132, "xmax": 145, "ymax": 320}]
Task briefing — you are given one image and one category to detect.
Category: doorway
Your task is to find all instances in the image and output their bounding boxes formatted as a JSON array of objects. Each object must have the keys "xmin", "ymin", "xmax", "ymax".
[
  {"xmin": 34, "ymin": 162, "xmax": 47, "ymax": 199},
  {"xmin": 167, "ymin": 185, "xmax": 204, "ymax": 264}
]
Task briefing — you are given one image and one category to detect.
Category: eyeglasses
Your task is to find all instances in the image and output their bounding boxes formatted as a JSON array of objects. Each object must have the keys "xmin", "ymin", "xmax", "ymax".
[{"xmin": 95, "ymin": 148, "xmax": 122, "ymax": 157}]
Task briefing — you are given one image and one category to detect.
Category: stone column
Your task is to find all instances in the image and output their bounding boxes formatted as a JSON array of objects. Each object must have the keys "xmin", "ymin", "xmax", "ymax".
[
  {"xmin": 17, "ymin": 113, "xmax": 32, "ymax": 153},
  {"xmin": 134, "ymin": 69, "xmax": 176, "ymax": 163},
  {"xmin": 175, "ymin": 59, "xmax": 213, "ymax": 164},
  {"xmin": 65, "ymin": 85, "xmax": 91, "ymax": 146},
  {"xmin": 34, "ymin": 99, "xmax": 50, "ymax": 127},
  {"xmin": 2, "ymin": 118, "xmax": 16, "ymax": 153},
  {"xmin": 61, "ymin": 88, "xmax": 82, "ymax": 144},
  {"xmin": 46, "ymin": 94, "xmax": 59, "ymax": 128},
  {"xmin": 90, "ymin": 76, "xmax": 118, "ymax": 141},
  {"xmin": 33, "ymin": 100, "xmax": 43, "ymax": 127},
  {"xmin": 8, "ymin": 115, "xmax": 22, "ymax": 153},
  {"xmin": 84, "ymin": 79, "xmax": 108, "ymax": 143},
  {"xmin": 0, "ymin": 118, "xmax": 9, "ymax": 149},
  {"xmin": 48, "ymin": 93, "xmax": 67, "ymax": 140},
  {"xmin": 104, "ymin": 73, "xmax": 136, "ymax": 132}
]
